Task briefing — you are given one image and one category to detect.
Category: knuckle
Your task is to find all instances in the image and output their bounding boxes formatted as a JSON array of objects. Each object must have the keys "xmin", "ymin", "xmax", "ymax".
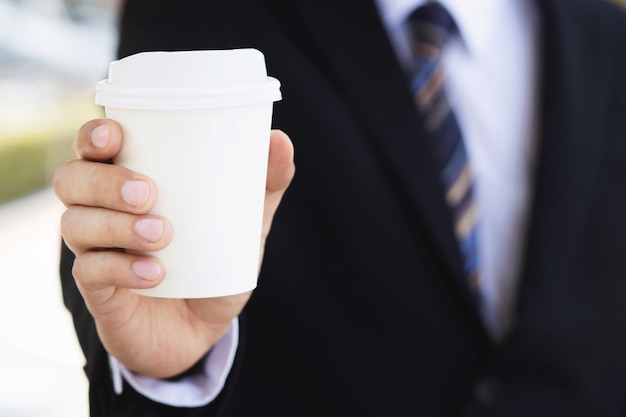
[
  {"xmin": 50, "ymin": 167, "xmax": 62, "ymax": 191},
  {"xmin": 72, "ymin": 252, "xmax": 114, "ymax": 290},
  {"xmin": 59, "ymin": 208, "xmax": 75, "ymax": 238},
  {"xmin": 71, "ymin": 255, "xmax": 87, "ymax": 285},
  {"xmin": 102, "ymin": 211, "xmax": 128, "ymax": 247},
  {"xmin": 103, "ymin": 211, "xmax": 116, "ymax": 237},
  {"xmin": 51, "ymin": 160, "xmax": 71, "ymax": 192}
]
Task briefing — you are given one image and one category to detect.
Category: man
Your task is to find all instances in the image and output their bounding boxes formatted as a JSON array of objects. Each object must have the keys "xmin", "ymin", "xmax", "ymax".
[{"xmin": 53, "ymin": 0, "xmax": 626, "ymax": 415}]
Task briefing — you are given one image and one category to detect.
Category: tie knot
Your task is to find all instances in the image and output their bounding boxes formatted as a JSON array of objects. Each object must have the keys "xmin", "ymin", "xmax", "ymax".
[{"xmin": 407, "ymin": 2, "xmax": 458, "ymax": 52}]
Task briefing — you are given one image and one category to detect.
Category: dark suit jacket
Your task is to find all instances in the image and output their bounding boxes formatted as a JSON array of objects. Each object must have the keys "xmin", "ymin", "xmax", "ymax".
[{"xmin": 60, "ymin": 0, "xmax": 626, "ymax": 415}]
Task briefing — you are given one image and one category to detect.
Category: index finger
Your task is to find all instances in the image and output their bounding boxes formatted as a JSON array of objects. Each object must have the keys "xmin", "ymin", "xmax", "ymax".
[{"xmin": 73, "ymin": 118, "xmax": 123, "ymax": 162}]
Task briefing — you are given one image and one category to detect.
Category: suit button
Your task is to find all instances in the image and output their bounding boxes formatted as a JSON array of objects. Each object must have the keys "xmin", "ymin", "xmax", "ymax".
[{"xmin": 472, "ymin": 377, "xmax": 498, "ymax": 407}]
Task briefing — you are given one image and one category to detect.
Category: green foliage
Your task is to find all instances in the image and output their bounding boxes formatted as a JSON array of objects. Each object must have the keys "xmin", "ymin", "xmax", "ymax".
[
  {"xmin": 0, "ymin": 133, "xmax": 72, "ymax": 204},
  {"xmin": 0, "ymin": 90, "xmax": 100, "ymax": 205}
]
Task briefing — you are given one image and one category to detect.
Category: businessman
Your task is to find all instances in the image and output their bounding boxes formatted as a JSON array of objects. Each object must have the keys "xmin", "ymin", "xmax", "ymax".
[{"xmin": 54, "ymin": 0, "xmax": 626, "ymax": 415}]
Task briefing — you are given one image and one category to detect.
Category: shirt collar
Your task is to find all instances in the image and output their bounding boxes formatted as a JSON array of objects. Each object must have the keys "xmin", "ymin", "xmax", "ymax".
[{"xmin": 373, "ymin": 0, "xmax": 501, "ymax": 55}]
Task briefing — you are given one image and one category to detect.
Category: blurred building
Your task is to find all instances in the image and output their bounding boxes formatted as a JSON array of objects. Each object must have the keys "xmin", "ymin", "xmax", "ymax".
[{"xmin": 0, "ymin": 0, "xmax": 118, "ymax": 86}]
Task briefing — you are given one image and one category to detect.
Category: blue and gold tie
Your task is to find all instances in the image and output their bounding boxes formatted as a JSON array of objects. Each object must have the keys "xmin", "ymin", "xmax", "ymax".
[{"xmin": 407, "ymin": 2, "xmax": 480, "ymax": 290}]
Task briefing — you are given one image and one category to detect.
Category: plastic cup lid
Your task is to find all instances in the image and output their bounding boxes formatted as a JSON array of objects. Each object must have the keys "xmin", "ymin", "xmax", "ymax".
[{"xmin": 95, "ymin": 49, "xmax": 281, "ymax": 109}]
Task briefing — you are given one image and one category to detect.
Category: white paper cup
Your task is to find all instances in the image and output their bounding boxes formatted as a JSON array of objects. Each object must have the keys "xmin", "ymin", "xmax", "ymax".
[{"xmin": 95, "ymin": 49, "xmax": 281, "ymax": 298}]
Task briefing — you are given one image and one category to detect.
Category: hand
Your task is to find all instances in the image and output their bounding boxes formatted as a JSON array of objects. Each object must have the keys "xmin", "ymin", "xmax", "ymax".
[{"xmin": 52, "ymin": 119, "xmax": 295, "ymax": 378}]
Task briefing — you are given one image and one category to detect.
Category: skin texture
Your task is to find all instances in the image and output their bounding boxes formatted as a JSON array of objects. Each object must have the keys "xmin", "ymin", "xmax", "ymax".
[{"xmin": 52, "ymin": 119, "xmax": 295, "ymax": 378}]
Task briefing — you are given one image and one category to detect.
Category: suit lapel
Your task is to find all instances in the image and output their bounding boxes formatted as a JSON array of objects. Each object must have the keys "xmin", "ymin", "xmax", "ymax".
[
  {"xmin": 285, "ymin": 1, "xmax": 468, "ymax": 283},
  {"xmin": 518, "ymin": 0, "xmax": 607, "ymax": 303}
]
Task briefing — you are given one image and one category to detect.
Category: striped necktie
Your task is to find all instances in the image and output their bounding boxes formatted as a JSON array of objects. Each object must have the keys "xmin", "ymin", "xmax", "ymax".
[{"xmin": 407, "ymin": 2, "xmax": 480, "ymax": 291}]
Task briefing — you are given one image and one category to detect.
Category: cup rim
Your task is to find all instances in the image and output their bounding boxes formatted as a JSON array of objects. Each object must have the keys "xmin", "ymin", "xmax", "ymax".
[{"xmin": 95, "ymin": 76, "xmax": 281, "ymax": 109}]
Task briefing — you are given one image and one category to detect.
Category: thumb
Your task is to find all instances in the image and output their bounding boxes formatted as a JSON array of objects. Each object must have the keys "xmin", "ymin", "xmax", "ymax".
[
  {"xmin": 262, "ymin": 129, "xmax": 295, "ymax": 240},
  {"xmin": 266, "ymin": 129, "xmax": 295, "ymax": 194}
]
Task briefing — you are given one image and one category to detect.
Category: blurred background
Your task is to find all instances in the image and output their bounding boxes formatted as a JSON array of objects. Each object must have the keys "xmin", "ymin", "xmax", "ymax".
[
  {"xmin": 0, "ymin": 0, "xmax": 119, "ymax": 415},
  {"xmin": 0, "ymin": 0, "xmax": 625, "ymax": 416}
]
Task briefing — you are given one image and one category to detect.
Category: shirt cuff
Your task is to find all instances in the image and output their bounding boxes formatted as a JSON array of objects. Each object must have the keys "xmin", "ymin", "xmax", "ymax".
[{"xmin": 108, "ymin": 318, "xmax": 239, "ymax": 407}]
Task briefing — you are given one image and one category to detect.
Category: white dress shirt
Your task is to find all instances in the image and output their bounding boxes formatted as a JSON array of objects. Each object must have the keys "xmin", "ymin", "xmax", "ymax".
[{"xmin": 111, "ymin": 0, "xmax": 541, "ymax": 405}]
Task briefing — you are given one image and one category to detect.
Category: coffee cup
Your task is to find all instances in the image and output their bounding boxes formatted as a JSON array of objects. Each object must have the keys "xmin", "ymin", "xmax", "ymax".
[{"xmin": 95, "ymin": 49, "xmax": 281, "ymax": 298}]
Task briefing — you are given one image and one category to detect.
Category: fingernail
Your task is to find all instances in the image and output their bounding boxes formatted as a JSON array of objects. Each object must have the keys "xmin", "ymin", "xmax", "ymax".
[
  {"xmin": 135, "ymin": 218, "xmax": 164, "ymax": 242},
  {"xmin": 133, "ymin": 261, "xmax": 161, "ymax": 281},
  {"xmin": 90, "ymin": 124, "xmax": 109, "ymax": 149},
  {"xmin": 122, "ymin": 180, "xmax": 150, "ymax": 207}
]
